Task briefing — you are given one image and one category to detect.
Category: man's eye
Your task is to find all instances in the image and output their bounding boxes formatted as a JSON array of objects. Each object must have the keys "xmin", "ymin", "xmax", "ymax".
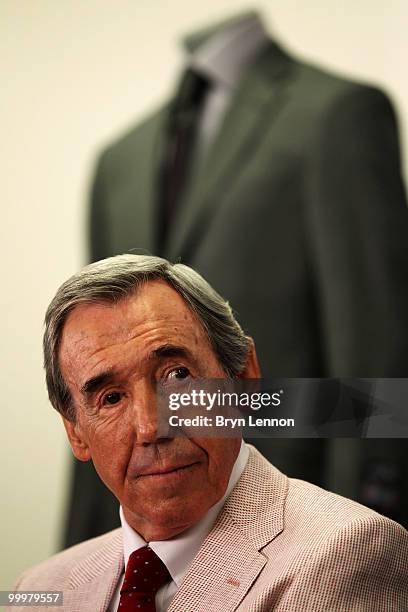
[
  {"xmin": 167, "ymin": 367, "xmax": 190, "ymax": 380},
  {"xmin": 102, "ymin": 391, "xmax": 122, "ymax": 406}
]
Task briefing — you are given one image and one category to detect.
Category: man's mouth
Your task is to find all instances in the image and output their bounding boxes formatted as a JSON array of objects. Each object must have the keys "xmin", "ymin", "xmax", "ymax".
[{"xmin": 137, "ymin": 462, "xmax": 199, "ymax": 479}]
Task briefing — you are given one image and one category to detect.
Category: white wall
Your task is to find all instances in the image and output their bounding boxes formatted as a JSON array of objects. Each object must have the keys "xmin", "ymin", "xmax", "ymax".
[{"xmin": 1, "ymin": 0, "xmax": 407, "ymax": 591}]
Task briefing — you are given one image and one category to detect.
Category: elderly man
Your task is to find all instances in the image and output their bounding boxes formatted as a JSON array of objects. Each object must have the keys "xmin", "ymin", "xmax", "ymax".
[{"xmin": 10, "ymin": 254, "xmax": 408, "ymax": 611}]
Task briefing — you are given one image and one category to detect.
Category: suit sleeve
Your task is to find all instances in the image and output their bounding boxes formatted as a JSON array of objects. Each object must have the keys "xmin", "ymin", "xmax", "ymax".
[
  {"xmin": 305, "ymin": 85, "xmax": 408, "ymax": 376},
  {"xmin": 275, "ymin": 515, "xmax": 408, "ymax": 611}
]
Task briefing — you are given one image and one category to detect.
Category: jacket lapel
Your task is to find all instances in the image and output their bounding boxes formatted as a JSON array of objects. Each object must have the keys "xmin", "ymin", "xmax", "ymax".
[
  {"xmin": 168, "ymin": 445, "xmax": 288, "ymax": 612},
  {"xmin": 66, "ymin": 529, "xmax": 123, "ymax": 612},
  {"xmin": 165, "ymin": 42, "xmax": 294, "ymax": 263},
  {"xmin": 106, "ymin": 104, "xmax": 171, "ymax": 259}
]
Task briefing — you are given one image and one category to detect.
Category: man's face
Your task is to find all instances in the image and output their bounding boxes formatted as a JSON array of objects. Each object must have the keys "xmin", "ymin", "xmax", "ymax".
[{"xmin": 60, "ymin": 280, "xmax": 259, "ymax": 541}]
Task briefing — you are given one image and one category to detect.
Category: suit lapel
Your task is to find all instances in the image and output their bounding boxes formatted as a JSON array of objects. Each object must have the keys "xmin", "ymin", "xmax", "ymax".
[
  {"xmin": 165, "ymin": 43, "xmax": 294, "ymax": 262},
  {"xmin": 65, "ymin": 529, "xmax": 123, "ymax": 612},
  {"xmin": 106, "ymin": 104, "xmax": 171, "ymax": 258},
  {"xmin": 168, "ymin": 445, "xmax": 288, "ymax": 612},
  {"xmin": 138, "ymin": 106, "xmax": 170, "ymax": 256}
]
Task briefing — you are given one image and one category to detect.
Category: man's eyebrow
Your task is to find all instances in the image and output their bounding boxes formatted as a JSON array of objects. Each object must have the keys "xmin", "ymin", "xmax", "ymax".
[
  {"xmin": 81, "ymin": 371, "xmax": 115, "ymax": 396},
  {"xmin": 152, "ymin": 344, "xmax": 192, "ymax": 360},
  {"xmin": 80, "ymin": 346, "xmax": 194, "ymax": 396}
]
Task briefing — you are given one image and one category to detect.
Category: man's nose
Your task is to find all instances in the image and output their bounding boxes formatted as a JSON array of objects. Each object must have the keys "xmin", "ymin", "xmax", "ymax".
[{"xmin": 132, "ymin": 382, "xmax": 163, "ymax": 445}]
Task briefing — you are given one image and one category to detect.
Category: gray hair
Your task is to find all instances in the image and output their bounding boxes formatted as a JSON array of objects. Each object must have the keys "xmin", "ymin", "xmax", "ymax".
[{"xmin": 44, "ymin": 254, "xmax": 251, "ymax": 421}]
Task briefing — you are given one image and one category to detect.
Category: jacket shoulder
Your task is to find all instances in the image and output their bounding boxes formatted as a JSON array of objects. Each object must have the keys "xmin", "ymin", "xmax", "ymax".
[
  {"xmin": 13, "ymin": 528, "xmax": 122, "ymax": 590},
  {"xmin": 287, "ymin": 476, "xmax": 397, "ymax": 529},
  {"xmin": 279, "ymin": 50, "xmax": 396, "ymax": 140},
  {"xmin": 272, "ymin": 478, "xmax": 408, "ymax": 609},
  {"xmin": 282, "ymin": 476, "xmax": 408, "ymax": 562},
  {"xmin": 290, "ymin": 50, "xmax": 389, "ymax": 100},
  {"xmin": 99, "ymin": 105, "xmax": 167, "ymax": 172}
]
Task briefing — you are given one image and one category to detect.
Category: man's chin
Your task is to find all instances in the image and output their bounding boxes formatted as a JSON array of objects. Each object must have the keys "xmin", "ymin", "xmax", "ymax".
[
  {"xmin": 122, "ymin": 499, "xmax": 206, "ymax": 541},
  {"xmin": 125, "ymin": 461, "xmax": 202, "ymax": 498}
]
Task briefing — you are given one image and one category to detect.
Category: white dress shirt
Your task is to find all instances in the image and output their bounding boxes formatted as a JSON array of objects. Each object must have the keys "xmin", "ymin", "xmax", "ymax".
[{"xmin": 108, "ymin": 441, "xmax": 249, "ymax": 612}]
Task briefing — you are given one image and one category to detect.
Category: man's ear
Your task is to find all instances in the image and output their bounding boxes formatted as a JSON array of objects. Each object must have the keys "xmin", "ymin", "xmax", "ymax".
[
  {"xmin": 238, "ymin": 337, "xmax": 262, "ymax": 379},
  {"xmin": 62, "ymin": 416, "xmax": 91, "ymax": 461}
]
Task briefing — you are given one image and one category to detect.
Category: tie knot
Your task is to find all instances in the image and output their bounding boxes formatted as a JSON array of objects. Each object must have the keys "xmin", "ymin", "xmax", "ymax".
[
  {"xmin": 121, "ymin": 546, "xmax": 170, "ymax": 597},
  {"xmin": 172, "ymin": 69, "xmax": 210, "ymax": 116}
]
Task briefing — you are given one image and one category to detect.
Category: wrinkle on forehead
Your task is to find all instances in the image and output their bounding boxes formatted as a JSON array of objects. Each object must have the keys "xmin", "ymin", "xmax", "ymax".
[
  {"xmin": 58, "ymin": 280, "xmax": 211, "ymax": 389},
  {"xmin": 62, "ymin": 281, "xmax": 201, "ymax": 341},
  {"xmin": 63, "ymin": 313, "xmax": 203, "ymax": 360}
]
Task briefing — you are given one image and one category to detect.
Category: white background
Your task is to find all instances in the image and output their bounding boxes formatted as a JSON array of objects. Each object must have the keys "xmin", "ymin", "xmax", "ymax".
[{"xmin": 1, "ymin": 0, "xmax": 407, "ymax": 590}]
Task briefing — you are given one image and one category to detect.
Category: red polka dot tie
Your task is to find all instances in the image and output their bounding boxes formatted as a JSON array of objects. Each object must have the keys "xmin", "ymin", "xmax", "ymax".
[{"xmin": 118, "ymin": 546, "xmax": 170, "ymax": 611}]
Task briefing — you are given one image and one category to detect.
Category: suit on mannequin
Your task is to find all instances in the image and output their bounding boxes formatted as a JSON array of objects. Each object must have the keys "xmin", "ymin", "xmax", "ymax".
[{"xmin": 65, "ymin": 12, "xmax": 408, "ymax": 545}]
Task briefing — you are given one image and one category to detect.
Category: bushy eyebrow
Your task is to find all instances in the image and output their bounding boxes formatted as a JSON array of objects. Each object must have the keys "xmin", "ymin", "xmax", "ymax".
[
  {"xmin": 80, "ymin": 344, "xmax": 194, "ymax": 397},
  {"xmin": 81, "ymin": 371, "xmax": 115, "ymax": 396},
  {"xmin": 152, "ymin": 344, "xmax": 191, "ymax": 360}
]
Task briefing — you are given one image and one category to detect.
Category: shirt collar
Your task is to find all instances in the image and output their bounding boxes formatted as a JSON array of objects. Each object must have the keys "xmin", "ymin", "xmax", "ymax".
[
  {"xmin": 185, "ymin": 13, "xmax": 269, "ymax": 88},
  {"xmin": 120, "ymin": 440, "xmax": 249, "ymax": 587}
]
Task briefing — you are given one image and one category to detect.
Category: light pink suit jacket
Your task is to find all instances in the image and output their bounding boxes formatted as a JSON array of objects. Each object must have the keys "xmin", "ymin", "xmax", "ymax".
[{"xmin": 9, "ymin": 446, "xmax": 408, "ymax": 611}]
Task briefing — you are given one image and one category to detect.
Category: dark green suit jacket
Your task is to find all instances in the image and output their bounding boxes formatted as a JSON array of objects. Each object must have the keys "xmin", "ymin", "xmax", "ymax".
[
  {"xmin": 65, "ymin": 38, "xmax": 408, "ymax": 547},
  {"xmin": 90, "ymin": 41, "xmax": 408, "ymax": 378}
]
